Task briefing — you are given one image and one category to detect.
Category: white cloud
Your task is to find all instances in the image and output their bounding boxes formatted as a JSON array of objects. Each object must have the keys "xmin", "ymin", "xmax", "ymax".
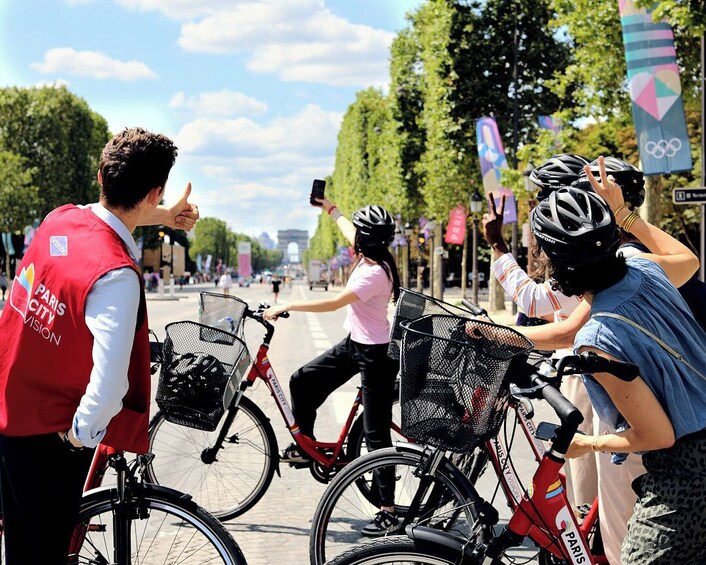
[
  {"xmin": 30, "ymin": 48, "xmax": 158, "ymax": 81},
  {"xmin": 169, "ymin": 90, "xmax": 267, "ymax": 117},
  {"xmin": 108, "ymin": 0, "xmax": 393, "ymax": 87},
  {"xmin": 174, "ymin": 103, "xmax": 341, "ymax": 157}
]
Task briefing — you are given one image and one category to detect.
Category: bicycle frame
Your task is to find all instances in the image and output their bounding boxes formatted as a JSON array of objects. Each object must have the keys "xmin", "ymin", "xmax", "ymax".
[
  {"xmin": 243, "ymin": 340, "xmax": 364, "ymax": 467},
  {"xmin": 485, "ymin": 398, "xmax": 603, "ymax": 564}
]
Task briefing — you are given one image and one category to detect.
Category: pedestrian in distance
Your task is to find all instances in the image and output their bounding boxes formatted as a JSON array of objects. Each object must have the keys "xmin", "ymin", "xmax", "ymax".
[
  {"xmin": 264, "ymin": 197, "xmax": 400, "ymax": 537},
  {"xmin": 219, "ymin": 270, "xmax": 233, "ymax": 296},
  {"xmin": 0, "ymin": 127, "xmax": 199, "ymax": 565},
  {"xmin": 530, "ymin": 157, "xmax": 706, "ymax": 564},
  {"xmin": 0, "ymin": 271, "xmax": 7, "ymax": 301},
  {"xmin": 271, "ymin": 274, "xmax": 281, "ymax": 304}
]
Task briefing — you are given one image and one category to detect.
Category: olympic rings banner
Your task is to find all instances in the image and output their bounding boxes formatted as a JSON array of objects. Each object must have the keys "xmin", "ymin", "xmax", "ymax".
[
  {"xmin": 618, "ymin": 0, "xmax": 692, "ymax": 176},
  {"xmin": 476, "ymin": 117, "xmax": 517, "ymax": 224}
]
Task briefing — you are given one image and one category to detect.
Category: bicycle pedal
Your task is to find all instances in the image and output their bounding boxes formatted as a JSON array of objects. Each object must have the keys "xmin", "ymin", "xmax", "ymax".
[
  {"xmin": 287, "ymin": 461, "xmax": 310, "ymax": 469},
  {"xmin": 576, "ymin": 504, "xmax": 591, "ymax": 520}
]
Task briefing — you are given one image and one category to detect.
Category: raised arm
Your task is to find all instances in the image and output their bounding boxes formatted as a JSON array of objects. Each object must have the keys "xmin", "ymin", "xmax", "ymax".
[
  {"xmin": 318, "ymin": 197, "xmax": 356, "ymax": 246},
  {"xmin": 139, "ymin": 182, "xmax": 200, "ymax": 231},
  {"xmin": 585, "ymin": 157, "xmax": 698, "ymax": 287},
  {"xmin": 515, "ymin": 299, "xmax": 591, "ymax": 350}
]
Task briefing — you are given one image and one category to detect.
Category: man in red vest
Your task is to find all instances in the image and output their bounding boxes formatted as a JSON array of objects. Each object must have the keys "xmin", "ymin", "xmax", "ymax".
[{"xmin": 0, "ymin": 127, "xmax": 199, "ymax": 564}]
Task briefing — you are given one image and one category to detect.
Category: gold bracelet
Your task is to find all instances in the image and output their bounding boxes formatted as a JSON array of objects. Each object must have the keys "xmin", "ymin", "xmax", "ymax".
[
  {"xmin": 621, "ymin": 212, "xmax": 640, "ymax": 233},
  {"xmin": 618, "ymin": 211, "xmax": 637, "ymax": 231},
  {"xmin": 613, "ymin": 204, "xmax": 628, "ymax": 219}
]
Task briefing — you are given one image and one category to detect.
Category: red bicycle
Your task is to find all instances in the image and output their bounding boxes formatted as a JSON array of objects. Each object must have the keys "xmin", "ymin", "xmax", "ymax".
[
  {"xmin": 320, "ymin": 312, "xmax": 639, "ymax": 565},
  {"xmin": 145, "ymin": 292, "xmax": 404, "ymax": 522}
]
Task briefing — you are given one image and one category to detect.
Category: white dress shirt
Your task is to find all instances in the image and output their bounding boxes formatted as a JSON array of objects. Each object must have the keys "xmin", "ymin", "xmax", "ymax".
[{"xmin": 72, "ymin": 204, "xmax": 141, "ymax": 447}]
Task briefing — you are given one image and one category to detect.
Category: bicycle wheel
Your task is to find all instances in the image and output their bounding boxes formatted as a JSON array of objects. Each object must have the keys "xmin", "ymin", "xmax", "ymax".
[
  {"xmin": 70, "ymin": 485, "xmax": 247, "ymax": 564},
  {"xmin": 309, "ymin": 445, "xmax": 480, "ymax": 565},
  {"xmin": 324, "ymin": 535, "xmax": 460, "ymax": 565},
  {"xmin": 146, "ymin": 395, "xmax": 278, "ymax": 521}
]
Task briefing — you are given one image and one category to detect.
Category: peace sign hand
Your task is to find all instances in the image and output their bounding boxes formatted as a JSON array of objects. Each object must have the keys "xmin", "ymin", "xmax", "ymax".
[
  {"xmin": 482, "ymin": 192, "xmax": 509, "ymax": 254},
  {"xmin": 581, "ymin": 156, "xmax": 625, "ymax": 214}
]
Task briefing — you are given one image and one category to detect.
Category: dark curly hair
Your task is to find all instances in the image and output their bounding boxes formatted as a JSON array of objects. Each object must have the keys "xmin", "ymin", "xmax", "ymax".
[
  {"xmin": 99, "ymin": 127, "xmax": 178, "ymax": 210},
  {"xmin": 548, "ymin": 254, "xmax": 628, "ymax": 297}
]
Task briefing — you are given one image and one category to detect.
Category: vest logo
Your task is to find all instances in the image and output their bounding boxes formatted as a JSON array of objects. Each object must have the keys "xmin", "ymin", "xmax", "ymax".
[
  {"xmin": 9, "ymin": 264, "xmax": 35, "ymax": 319},
  {"xmin": 50, "ymin": 236, "xmax": 68, "ymax": 256}
]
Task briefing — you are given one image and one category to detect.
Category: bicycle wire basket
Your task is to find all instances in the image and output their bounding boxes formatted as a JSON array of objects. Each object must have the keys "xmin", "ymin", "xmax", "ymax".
[
  {"xmin": 156, "ymin": 321, "xmax": 252, "ymax": 431},
  {"xmin": 198, "ymin": 291, "xmax": 248, "ymax": 336},
  {"xmin": 399, "ymin": 314, "xmax": 533, "ymax": 453},
  {"xmin": 388, "ymin": 288, "xmax": 478, "ymax": 360}
]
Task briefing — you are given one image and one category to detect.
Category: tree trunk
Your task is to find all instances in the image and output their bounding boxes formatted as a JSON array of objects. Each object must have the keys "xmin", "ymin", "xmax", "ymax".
[{"xmin": 641, "ymin": 175, "xmax": 662, "ymax": 225}]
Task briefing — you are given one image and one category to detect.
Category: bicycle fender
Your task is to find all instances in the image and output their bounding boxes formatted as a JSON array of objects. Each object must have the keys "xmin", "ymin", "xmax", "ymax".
[
  {"xmin": 406, "ymin": 525, "xmax": 471, "ymax": 554},
  {"xmin": 81, "ymin": 483, "xmax": 195, "ymax": 504}
]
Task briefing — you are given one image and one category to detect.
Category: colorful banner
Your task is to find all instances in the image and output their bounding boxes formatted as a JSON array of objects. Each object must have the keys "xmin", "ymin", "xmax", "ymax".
[
  {"xmin": 538, "ymin": 115, "xmax": 561, "ymax": 134},
  {"xmin": 475, "ymin": 117, "xmax": 517, "ymax": 223},
  {"xmin": 237, "ymin": 242, "xmax": 252, "ymax": 278},
  {"xmin": 444, "ymin": 206, "xmax": 467, "ymax": 245},
  {"xmin": 618, "ymin": 0, "xmax": 692, "ymax": 175},
  {"xmin": 391, "ymin": 213, "xmax": 407, "ymax": 248}
]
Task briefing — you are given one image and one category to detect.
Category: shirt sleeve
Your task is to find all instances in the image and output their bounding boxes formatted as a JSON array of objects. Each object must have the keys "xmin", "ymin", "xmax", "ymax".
[
  {"xmin": 72, "ymin": 268, "xmax": 140, "ymax": 447},
  {"xmin": 491, "ymin": 253, "xmax": 579, "ymax": 319}
]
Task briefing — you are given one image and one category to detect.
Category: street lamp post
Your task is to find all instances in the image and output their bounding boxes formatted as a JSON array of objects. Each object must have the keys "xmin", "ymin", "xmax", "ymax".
[
  {"xmin": 404, "ymin": 222, "xmax": 413, "ymax": 289},
  {"xmin": 470, "ymin": 190, "xmax": 483, "ymax": 306},
  {"xmin": 428, "ymin": 220, "xmax": 436, "ymax": 297}
]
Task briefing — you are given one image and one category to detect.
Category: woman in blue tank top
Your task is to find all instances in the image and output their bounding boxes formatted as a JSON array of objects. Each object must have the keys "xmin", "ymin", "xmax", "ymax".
[{"xmin": 529, "ymin": 157, "xmax": 706, "ymax": 565}]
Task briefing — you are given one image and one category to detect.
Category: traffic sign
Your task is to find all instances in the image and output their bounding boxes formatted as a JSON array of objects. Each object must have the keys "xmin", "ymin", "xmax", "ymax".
[{"xmin": 673, "ymin": 187, "xmax": 706, "ymax": 205}]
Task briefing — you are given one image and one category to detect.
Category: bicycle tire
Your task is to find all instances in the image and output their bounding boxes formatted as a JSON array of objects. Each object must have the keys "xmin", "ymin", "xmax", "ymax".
[
  {"xmin": 309, "ymin": 445, "xmax": 481, "ymax": 565},
  {"xmin": 323, "ymin": 535, "xmax": 460, "ymax": 565},
  {"xmin": 70, "ymin": 484, "xmax": 247, "ymax": 564},
  {"xmin": 145, "ymin": 395, "xmax": 278, "ymax": 521}
]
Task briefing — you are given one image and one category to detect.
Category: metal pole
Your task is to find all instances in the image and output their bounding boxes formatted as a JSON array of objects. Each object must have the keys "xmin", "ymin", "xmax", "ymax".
[
  {"xmin": 472, "ymin": 217, "xmax": 479, "ymax": 305},
  {"xmin": 510, "ymin": 6, "xmax": 520, "ymax": 314},
  {"xmin": 461, "ymin": 224, "xmax": 468, "ymax": 299},
  {"xmin": 699, "ymin": 34, "xmax": 706, "ymax": 281},
  {"xmin": 429, "ymin": 234, "xmax": 435, "ymax": 297}
]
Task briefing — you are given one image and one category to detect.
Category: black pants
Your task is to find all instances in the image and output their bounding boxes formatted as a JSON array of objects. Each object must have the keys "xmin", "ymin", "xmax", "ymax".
[
  {"xmin": 0, "ymin": 433, "xmax": 95, "ymax": 565},
  {"xmin": 290, "ymin": 335, "xmax": 398, "ymax": 505}
]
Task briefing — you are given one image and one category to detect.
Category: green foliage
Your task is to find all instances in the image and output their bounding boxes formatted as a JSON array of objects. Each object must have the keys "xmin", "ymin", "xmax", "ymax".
[
  {"xmin": 0, "ymin": 86, "xmax": 111, "ymax": 219},
  {"xmin": 0, "ymin": 151, "xmax": 40, "ymax": 233}
]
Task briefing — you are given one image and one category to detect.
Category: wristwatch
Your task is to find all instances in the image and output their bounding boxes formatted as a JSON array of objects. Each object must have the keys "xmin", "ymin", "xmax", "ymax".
[{"xmin": 62, "ymin": 429, "xmax": 86, "ymax": 452}]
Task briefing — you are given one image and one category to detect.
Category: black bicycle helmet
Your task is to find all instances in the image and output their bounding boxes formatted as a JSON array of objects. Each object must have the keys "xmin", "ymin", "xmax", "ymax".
[
  {"xmin": 529, "ymin": 154, "xmax": 590, "ymax": 201},
  {"xmin": 574, "ymin": 156, "xmax": 645, "ymax": 208},
  {"xmin": 530, "ymin": 186, "xmax": 619, "ymax": 269},
  {"xmin": 352, "ymin": 205, "xmax": 395, "ymax": 246}
]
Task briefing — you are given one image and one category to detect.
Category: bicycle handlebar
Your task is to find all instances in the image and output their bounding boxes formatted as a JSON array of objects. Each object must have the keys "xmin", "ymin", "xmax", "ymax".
[
  {"xmin": 461, "ymin": 298, "xmax": 488, "ymax": 318},
  {"xmin": 556, "ymin": 351, "xmax": 639, "ymax": 382}
]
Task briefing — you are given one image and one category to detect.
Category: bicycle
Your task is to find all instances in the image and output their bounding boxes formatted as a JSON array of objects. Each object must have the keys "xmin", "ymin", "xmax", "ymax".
[
  {"xmin": 320, "ymin": 312, "xmax": 640, "ymax": 565},
  {"xmin": 145, "ymin": 292, "xmax": 405, "ymax": 522},
  {"xmin": 0, "ymin": 331, "xmax": 247, "ymax": 565}
]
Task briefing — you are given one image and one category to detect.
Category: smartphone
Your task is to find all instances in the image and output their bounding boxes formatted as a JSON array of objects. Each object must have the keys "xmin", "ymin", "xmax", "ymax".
[
  {"xmin": 534, "ymin": 421, "xmax": 585, "ymax": 442},
  {"xmin": 310, "ymin": 179, "xmax": 326, "ymax": 206}
]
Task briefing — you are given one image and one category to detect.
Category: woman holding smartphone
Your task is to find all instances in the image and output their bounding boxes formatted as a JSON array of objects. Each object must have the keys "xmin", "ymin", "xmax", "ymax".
[{"xmin": 263, "ymin": 197, "xmax": 400, "ymax": 537}]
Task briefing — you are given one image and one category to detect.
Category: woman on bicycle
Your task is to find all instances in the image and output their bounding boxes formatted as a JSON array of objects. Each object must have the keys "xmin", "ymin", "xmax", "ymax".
[
  {"xmin": 530, "ymin": 158, "xmax": 706, "ymax": 564},
  {"xmin": 264, "ymin": 198, "xmax": 400, "ymax": 537}
]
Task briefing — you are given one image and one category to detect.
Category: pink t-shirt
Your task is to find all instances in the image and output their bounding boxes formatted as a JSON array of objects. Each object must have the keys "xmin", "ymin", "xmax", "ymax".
[{"xmin": 343, "ymin": 259, "xmax": 393, "ymax": 345}]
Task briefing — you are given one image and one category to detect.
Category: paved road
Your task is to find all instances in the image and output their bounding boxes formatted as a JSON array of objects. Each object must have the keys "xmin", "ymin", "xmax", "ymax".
[{"xmin": 0, "ymin": 281, "xmax": 554, "ymax": 564}]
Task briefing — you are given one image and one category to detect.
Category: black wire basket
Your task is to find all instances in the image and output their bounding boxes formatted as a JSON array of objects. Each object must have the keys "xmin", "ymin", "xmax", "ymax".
[
  {"xmin": 156, "ymin": 321, "xmax": 251, "ymax": 431},
  {"xmin": 388, "ymin": 288, "xmax": 476, "ymax": 360},
  {"xmin": 198, "ymin": 292, "xmax": 248, "ymax": 336},
  {"xmin": 399, "ymin": 314, "xmax": 533, "ymax": 453}
]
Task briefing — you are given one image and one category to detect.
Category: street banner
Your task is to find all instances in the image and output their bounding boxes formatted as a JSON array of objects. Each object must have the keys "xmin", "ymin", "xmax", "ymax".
[
  {"xmin": 538, "ymin": 115, "xmax": 561, "ymax": 134},
  {"xmin": 444, "ymin": 205, "xmax": 467, "ymax": 245},
  {"xmin": 618, "ymin": 0, "xmax": 692, "ymax": 175},
  {"xmin": 204, "ymin": 254, "xmax": 212, "ymax": 272},
  {"xmin": 475, "ymin": 117, "xmax": 517, "ymax": 223},
  {"xmin": 238, "ymin": 242, "xmax": 252, "ymax": 278}
]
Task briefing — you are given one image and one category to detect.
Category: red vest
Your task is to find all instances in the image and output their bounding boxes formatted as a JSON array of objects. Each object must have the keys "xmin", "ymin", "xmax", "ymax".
[{"xmin": 0, "ymin": 205, "xmax": 151, "ymax": 453}]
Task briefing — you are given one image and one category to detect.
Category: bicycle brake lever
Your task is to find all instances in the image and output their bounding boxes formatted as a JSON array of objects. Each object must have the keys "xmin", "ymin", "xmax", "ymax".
[{"xmin": 509, "ymin": 385, "xmax": 535, "ymax": 419}]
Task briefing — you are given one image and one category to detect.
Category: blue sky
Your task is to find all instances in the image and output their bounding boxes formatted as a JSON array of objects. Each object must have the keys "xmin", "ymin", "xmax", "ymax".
[{"xmin": 0, "ymin": 0, "xmax": 422, "ymax": 243}]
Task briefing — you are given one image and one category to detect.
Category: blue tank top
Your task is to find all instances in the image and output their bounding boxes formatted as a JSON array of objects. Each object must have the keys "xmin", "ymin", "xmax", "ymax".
[{"xmin": 575, "ymin": 258, "xmax": 706, "ymax": 442}]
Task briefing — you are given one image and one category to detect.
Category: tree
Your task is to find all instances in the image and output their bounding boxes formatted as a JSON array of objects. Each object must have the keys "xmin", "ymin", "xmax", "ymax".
[
  {"xmin": 190, "ymin": 217, "xmax": 230, "ymax": 270},
  {"xmin": 0, "ymin": 151, "xmax": 40, "ymax": 273},
  {"xmin": 0, "ymin": 86, "xmax": 111, "ymax": 218}
]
